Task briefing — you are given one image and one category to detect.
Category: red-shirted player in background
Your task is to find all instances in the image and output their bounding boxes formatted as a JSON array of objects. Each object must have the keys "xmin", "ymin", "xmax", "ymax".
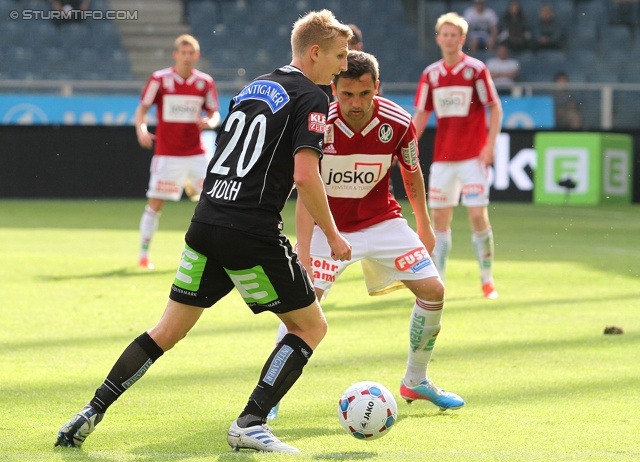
[
  {"xmin": 271, "ymin": 51, "xmax": 464, "ymax": 420},
  {"xmin": 135, "ymin": 34, "xmax": 220, "ymax": 270},
  {"xmin": 413, "ymin": 12, "xmax": 503, "ymax": 299}
]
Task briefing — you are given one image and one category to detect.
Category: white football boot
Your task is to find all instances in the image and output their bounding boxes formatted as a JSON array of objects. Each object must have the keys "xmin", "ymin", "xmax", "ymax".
[{"xmin": 227, "ymin": 419, "xmax": 299, "ymax": 453}]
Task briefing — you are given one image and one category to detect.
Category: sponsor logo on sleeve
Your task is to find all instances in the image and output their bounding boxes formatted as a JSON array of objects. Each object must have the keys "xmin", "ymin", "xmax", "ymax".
[
  {"xmin": 401, "ymin": 140, "xmax": 419, "ymax": 168},
  {"xmin": 308, "ymin": 112, "xmax": 326, "ymax": 133}
]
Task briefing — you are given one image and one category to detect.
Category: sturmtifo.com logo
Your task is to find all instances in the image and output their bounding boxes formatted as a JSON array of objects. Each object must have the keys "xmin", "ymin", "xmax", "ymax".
[{"xmin": 10, "ymin": 9, "xmax": 138, "ymax": 20}]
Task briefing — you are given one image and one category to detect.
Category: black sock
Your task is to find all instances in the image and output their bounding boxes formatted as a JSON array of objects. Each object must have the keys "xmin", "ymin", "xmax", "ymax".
[
  {"xmin": 237, "ymin": 334, "xmax": 312, "ymax": 427},
  {"xmin": 90, "ymin": 332, "xmax": 164, "ymax": 413}
]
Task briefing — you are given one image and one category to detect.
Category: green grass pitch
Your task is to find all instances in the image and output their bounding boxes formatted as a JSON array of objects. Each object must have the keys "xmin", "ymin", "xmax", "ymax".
[{"xmin": 0, "ymin": 199, "xmax": 639, "ymax": 461}]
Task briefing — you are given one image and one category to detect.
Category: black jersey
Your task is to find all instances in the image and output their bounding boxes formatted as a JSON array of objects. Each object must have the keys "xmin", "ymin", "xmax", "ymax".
[
  {"xmin": 192, "ymin": 66, "xmax": 329, "ymax": 236},
  {"xmin": 318, "ymin": 84, "xmax": 334, "ymax": 101}
]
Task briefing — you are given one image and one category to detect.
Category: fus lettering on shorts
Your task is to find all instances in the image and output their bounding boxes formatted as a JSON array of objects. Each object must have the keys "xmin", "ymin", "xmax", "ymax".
[
  {"xmin": 395, "ymin": 248, "xmax": 432, "ymax": 273},
  {"xmin": 173, "ymin": 244, "xmax": 207, "ymax": 293},
  {"xmin": 225, "ymin": 265, "xmax": 279, "ymax": 306},
  {"xmin": 310, "ymin": 257, "xmax": 339, "ymax": 283},
  {"xmin": 461, "ymin": 183, "xmax": 485, "ymax": 200}
]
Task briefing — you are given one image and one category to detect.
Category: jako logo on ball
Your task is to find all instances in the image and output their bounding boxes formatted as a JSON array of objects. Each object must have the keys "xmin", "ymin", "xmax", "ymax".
[{"xmin": 338, "ymin": 381, "xmax": 398, "ymax": 440}]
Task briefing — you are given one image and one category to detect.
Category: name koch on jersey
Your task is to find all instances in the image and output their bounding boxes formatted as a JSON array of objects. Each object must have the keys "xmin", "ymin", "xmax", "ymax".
[
  {"xmin": 204, "ymin": 80, "xmax": 294, "ymax": 204},
  {"xmin": 193, "ymin": 66, "xmax": 328, "ymax": 236}
]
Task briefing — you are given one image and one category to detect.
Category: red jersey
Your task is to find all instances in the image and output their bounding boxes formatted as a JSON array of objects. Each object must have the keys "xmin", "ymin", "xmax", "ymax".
[
  {"xmin": 322, "ymin": 96, "xmax": 419, "ymax": 233},
  {"xmin": 141, "ymin": 67, "xmax": 220, "ymax": 156},
  {"xmin": 413, "ymin": 54, "xmax": 499, "ymax": 162}
]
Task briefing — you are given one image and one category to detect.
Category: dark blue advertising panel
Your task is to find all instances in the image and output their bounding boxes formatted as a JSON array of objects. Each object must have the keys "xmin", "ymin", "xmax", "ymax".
[{"xmin": 1, "ymin": 126, "xmax": 638, "ymax": 203}]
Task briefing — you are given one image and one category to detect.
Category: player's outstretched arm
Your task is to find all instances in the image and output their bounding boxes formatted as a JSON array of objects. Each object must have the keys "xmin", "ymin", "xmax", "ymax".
[
  {"xmin": 401, "ymin": 165, "xmax": 435, "ymax": 254},
  {"xmin": 294, "ymin": 149, "xmax": 351, "ymax": 262}
]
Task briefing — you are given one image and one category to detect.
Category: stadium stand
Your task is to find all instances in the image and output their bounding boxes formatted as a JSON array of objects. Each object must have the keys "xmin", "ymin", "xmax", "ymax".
[
  {"xmin": 0, "ymin": 0, "xmax": 135, "ymax": 80},
  {"xmin": 188, "ymin": 0, "xmax": 432, "ymax": 84},
  {"xmin": 1, "ymin": 0, "xmax": 638, "ymax": 86},
  {"xmin": 0, "ymin": 0, "xmax": 639, "ymax": 130},
  {"xmin": 419, "ymin": 0, "xmax": 639, "ymax": 86},
  {"xmin": 189, "ymin": 0, "xmax": 640, "ymax": 87}
]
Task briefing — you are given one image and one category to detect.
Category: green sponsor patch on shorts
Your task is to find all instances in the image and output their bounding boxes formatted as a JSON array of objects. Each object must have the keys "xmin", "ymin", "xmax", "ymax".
[
  {"xmin": 225, "ymin": 265, "xmax": 278, "ymax": 305},
  {"xmin": 173, "ymin": 244, "xmax": 207, "ymax": 292}
]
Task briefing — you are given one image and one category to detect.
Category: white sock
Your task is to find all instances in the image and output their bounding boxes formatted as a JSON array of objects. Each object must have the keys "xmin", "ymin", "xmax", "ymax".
[
  {"xmin": 472, "ymin": 227, "xmax": 494, "ymax": 284},
  {"xmin": 139, "ymin": 205, "xmax": 160, "ymax": 259},
  {"xmin": 432, "ymin": 229, "xmax": 452, "ymax": 283},
  {"xmin": 404, "ymin": 299, "xmax": 443, "ymax": 387},
  {"xmin": 275, "ymin": 321, "xmax": 288, "ymax": 346}
]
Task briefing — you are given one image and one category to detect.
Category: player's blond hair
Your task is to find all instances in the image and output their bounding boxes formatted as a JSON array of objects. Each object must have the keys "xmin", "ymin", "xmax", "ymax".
[
  {"xmin": 435, "ymin": 12, "xmax": 468, "ymax": 36},
  {"xmin": 291, "ymin": 10, "xmax": 353, "ymax": 59},
  {"xmin": 174, "ymin": 34, "xmax": 200, "ymax": 53}
]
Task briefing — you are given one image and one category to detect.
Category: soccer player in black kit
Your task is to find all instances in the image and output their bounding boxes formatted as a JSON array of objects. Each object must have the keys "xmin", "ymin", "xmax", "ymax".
[{"xmin": 55, "ymin": 10, "xmax": 352, "ymax": 454}]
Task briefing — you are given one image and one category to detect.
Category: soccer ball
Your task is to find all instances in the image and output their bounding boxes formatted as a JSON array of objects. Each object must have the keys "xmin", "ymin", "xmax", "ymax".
[{"xmin": 337, "ymin": 381, "xmax": 398, "ymax": 440}]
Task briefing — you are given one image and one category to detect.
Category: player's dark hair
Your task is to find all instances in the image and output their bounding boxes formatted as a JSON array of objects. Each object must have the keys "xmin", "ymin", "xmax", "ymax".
[
  {"xmin": 333, "ymin": 50, "xmax": 379, "ymax": 85},
  {"xmin": 348, "ymin": 23, "xmax": 362, "ymax": 48}
]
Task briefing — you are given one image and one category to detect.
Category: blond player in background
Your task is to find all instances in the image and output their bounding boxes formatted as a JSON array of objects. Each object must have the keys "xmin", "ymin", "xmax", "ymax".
[
  {"xmin": 135, "ymin": 34, "xmax": 220, "ymax": 270},
  {"xmin": 413, "ymin": 12, "xmax": 503, "ymax": 299}
]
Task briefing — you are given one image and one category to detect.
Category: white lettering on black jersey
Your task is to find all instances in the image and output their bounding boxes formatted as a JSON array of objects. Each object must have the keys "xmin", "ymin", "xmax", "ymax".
[{"xmin": 192, "ymin": 67, "xmax": 328, "ymax": 236}]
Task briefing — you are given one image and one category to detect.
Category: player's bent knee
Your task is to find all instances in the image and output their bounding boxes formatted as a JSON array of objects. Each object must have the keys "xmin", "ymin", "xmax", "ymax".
[
  {"xmin": 278, "ymin": 304, "xmax": 327, "ymax": 349},
  {"xmin": 147, "ymin": 328, "xmax": 184, "ymax": 352},
  {"xmin": 407, "ymin": 277, "xmax": 445, "ymax": 302}
]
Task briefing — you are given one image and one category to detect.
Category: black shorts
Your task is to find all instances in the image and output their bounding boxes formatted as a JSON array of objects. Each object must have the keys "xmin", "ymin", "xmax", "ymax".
[{"xmin": 169, "ymin": 221, "xmax": 317, "ymax": 314}]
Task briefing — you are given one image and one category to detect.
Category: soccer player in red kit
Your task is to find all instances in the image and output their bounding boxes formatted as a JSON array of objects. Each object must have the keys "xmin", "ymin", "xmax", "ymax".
[
  {"xmin": 413, "ymin": 12, "xmax": 503, "ymax": 299},
  {"xmin": 135, "ymin": 34, "xmax": 221, "ymax": 270},
  {"xmin": 270, "ymin": 51, "xmax": 464, "ymax": 420}
]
